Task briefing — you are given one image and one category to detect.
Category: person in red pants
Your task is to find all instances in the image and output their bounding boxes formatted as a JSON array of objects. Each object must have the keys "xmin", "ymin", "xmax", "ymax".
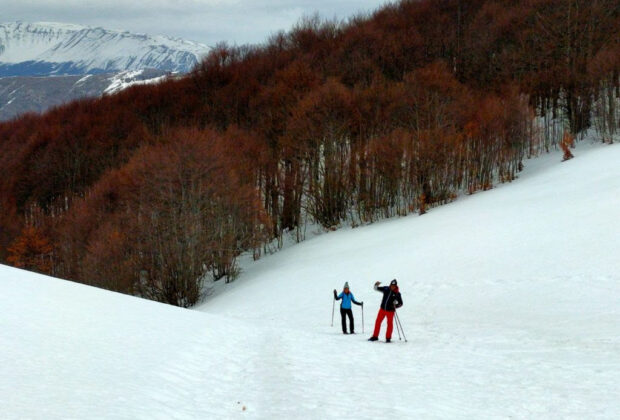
[{"xmin": 368, "ymin": 279, "xmax": 403, "ymax": 343}]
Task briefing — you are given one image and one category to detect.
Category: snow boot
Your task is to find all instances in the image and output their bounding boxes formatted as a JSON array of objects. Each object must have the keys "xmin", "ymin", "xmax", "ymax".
[
  {"xmin": 386, "ymin": 338, "xmax": 391, "ymax": 343},
  {"xmin": 368, "ymin": 336, "xmax": 378, "ymax": 341}
]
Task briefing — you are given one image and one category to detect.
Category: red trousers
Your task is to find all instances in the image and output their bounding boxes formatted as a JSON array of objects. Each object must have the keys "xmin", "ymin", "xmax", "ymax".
[{"xmin": 373, "ymin": 309, "xmax": 395, "ymax": 339}]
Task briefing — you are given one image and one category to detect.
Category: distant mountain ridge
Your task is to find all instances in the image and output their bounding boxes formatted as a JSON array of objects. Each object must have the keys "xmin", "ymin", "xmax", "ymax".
[
  {"xmin": 0, "ymin": 22, "xmax": 209, "ymax": 76},
  {"xmin": 0, "ymin": 22, "xmax": 209, "ymax": 120},
  {"xmin": 0, "ymin": 70, "xmax": 169, "ymax": 121}
]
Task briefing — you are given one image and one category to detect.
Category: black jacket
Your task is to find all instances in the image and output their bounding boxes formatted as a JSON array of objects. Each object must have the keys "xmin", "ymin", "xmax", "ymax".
[{"xmin": 375, "ymin": 285, "xmax": 403, "ymax": 312}]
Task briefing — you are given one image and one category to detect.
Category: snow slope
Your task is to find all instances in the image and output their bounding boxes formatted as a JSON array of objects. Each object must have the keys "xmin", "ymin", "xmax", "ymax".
[
  {"xmin": 0, "ymin": 22, "xmax": 209, "ymax": 76},
  {"xmin": 1, "ymin": 142, "xmax": 619, "ymax": 418}
]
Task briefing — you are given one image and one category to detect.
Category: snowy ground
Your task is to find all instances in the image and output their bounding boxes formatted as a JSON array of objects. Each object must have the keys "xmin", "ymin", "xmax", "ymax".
[{"xmin": 1, "ymin": 140, "xmax": 619, "ymax": 419}]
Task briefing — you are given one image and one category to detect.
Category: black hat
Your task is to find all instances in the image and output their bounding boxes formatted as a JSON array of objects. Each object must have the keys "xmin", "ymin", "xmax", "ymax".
[{"xmin": 390, "ymin": 279, "xmax": 398, "ymax": 286}]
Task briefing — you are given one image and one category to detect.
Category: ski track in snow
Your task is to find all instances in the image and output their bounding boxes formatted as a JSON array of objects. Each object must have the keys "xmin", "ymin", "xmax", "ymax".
[{"xmin": 1, "ymin": 140, "xmax": 619, "ymax": 419}]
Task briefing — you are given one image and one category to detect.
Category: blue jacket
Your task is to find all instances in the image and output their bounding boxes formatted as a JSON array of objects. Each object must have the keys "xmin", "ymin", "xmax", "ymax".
[{"xmin": 334, "ymin": 291, "xmax": 362, "ymax": 309}]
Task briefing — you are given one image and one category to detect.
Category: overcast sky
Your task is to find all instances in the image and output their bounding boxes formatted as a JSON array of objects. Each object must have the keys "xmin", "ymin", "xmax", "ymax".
[{"xmin": 2, "ymin": 0, "xmax": 391, "ymax": 46}]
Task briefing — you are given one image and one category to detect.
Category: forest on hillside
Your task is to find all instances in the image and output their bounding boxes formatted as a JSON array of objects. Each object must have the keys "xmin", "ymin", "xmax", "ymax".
[{"xmin": 0, "ymin": 0, "xmax": 618, "ymax": 307}]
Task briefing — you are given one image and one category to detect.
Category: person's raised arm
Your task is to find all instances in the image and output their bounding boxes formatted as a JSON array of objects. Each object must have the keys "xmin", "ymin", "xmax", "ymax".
[{"xmin": 333, "ymin": 289, "xmax": 342, "ymax": 300}]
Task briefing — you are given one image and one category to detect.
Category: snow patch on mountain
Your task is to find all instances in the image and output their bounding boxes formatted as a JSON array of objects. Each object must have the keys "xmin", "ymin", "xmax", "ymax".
[{"xmin": 103, "ymin": 70, "xmax": 169, "ymax": 95}]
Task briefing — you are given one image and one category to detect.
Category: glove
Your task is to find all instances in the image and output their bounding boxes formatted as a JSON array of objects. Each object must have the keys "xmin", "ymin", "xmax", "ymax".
[
  {"xmin": 374, "ymin": 281, "xmax": 381, "ymax": 286},
  {"xmin": 333, "ymin": 289, "xmax": 337, "ymax": 294}
]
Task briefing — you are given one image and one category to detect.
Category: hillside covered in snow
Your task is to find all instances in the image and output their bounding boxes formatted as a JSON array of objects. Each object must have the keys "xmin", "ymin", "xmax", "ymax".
[
  {"xmin": 0, "ymin": 22, "xmax": 209, "ymax": 76},
  {"xmin": 1, "ymin": 141, "xmax": 618, "ymax": 418}
]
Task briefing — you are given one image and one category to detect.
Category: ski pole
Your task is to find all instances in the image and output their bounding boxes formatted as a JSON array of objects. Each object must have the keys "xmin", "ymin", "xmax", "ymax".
[
  {"xmin": 361, "ymin": 303, "xmax": 364, "ymax": 334},
  {"xmin": 394, "ymin": 307, "xmax": 403, "ymax": 338},
  {"xmin": 394, "ymin": 311, "xmax": 402, "ymax": 341},
  {"xmin": 393, "ymin": 312, "xmax": 402, "ymax": 341},
  {"xmin": 397, "ymin": 315, "xmax": 405, "ymax": 341},
  {"xmin": 399, "ymin": 317, "xmax": 407, "ymax": 342},
  {"xmin": 394, "ymin": 308, "xmax": 407, "ymax": 342},
  {"xmin": 331, "ymin": 297, "xmax": 335, "ymax": 327}
]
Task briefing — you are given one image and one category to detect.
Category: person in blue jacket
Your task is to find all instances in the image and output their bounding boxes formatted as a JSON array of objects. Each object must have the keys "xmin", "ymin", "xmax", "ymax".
[{"xmin": 333, "ymin": 282, "xmax": 363, "ymax": 334}]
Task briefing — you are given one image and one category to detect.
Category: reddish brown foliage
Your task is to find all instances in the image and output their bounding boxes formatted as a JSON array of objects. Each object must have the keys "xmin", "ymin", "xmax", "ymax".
[
  {"xmin": 55, "ymin": 129, "xmax": 269, "ymax": 306},
  {"xmin": 7, "ymin": 226, "xmax": 53, "ymax": 274},
  {"xmin": 0, "ymin": 0, "xmax": 617, "ymax": 305}
]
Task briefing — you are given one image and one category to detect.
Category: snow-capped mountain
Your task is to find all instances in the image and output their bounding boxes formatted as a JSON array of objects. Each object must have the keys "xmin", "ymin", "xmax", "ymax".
[
  {"xmin": 0, "ymin": 22, "xmax": 209, "ymax": 121},
  {"xmin": 0, "ymin": 22, "xmax": 209, "ymax": 76}
]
